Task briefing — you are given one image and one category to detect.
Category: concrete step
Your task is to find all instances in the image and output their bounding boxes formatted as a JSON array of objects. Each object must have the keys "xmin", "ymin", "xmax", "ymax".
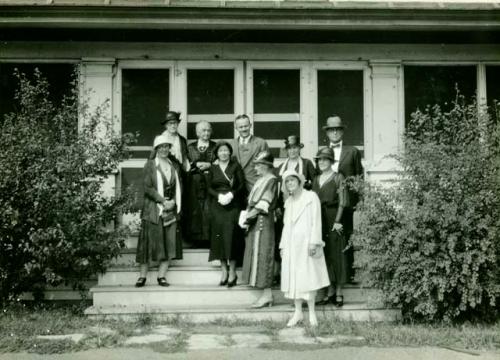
[
  {"xmin": 112, "ymin": 248, "xmax": 219, "ymax": 267},
  {"xmin": 90, "ymin": 284, "xmax": 378, "ymax": 307},
  {"xmin": 98, "ymin": 266, "xmax": 241, "ymax": 286},
  {"xmin": 21, "ymin": 280, "xmax": 97, "ymax": 301},
  {"xmin": 85, "ymin": 303, "xmax": 401, "ymax": 322}
]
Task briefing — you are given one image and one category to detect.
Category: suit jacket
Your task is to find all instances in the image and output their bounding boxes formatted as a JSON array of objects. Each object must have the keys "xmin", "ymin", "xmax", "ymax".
[
  {"xmin": 231, "ymin": 135, "xmax": 269, "ymax": 192},
  {"xmin": 337, "ymin": 145, "xmax": 364, "ymax": 208}
]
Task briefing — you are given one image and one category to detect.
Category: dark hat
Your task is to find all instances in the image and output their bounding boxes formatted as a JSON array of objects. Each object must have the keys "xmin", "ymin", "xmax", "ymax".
[
  {"xmin": 322, "ymin": 116, "xmax": 345, "ymax": 130},
  {"xmin": 284, "ymin": 135, "xmax": 304, "ymax": 149},
  {"xmin": 314, "ymin": 147, "xmax": 335, "ymax": 162},
  {"xmin": 214, "ymin": 141, "xmax": 233, "ymax": 157},
  {"xmin": 161, "ymin": 111, "xmax": 181, "ymax": 125},
  {"xmin": 253, "ymin": 151, "xmax": 274, "ymax": 167}
]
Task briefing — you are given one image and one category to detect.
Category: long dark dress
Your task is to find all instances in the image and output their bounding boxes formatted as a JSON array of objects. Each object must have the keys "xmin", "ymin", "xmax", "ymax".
[
  {"xmin": 136, "ymin": 159, "xmax": 183, "ymax": 264},
  {"xmin": 185, "ymin": 140, "xmax": 217, "ymax": 246},
  {"xmin": 207, "ymin": 160, "xmax": 245, "ymax": 261},
  {"xmin": 312, "ymin": 172, "xmax": 348, "ymax": 285},
  {"xmin": 241, "ymin": 173, "xmax": 278, "ymax": 289}
]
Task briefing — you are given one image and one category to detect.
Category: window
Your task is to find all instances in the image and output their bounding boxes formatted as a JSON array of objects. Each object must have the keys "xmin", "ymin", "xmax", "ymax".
[
  {"xmin": 317, "ymin": 70, "xmax": 364, "ymax": 149},
  {"xmin": 186, "ymin": 69, "xmax": 235, "ymax": 141},
  {"xmin": 253, "ymin": 69, "xmax": 301, "ymax": 158},
  {"xmin": 121, "ymin": 69, "xmax": 169, "ymax": 157},
  {"xmin": 0, "ymin": 63, "xmax": 74, "ymax": 121},
  {"xmin": 404, "ymin": 65, "xmax": 477, "ymax": 125},
  {"xmin": 486, "ymin": 66, "xmax": 500, "ymax": 112}
]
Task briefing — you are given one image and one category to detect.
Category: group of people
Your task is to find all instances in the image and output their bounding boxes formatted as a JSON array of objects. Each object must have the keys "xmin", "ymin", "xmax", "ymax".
[{"xmin": 134, "ymin": 111, "xmax": 363, "ymax": 327}]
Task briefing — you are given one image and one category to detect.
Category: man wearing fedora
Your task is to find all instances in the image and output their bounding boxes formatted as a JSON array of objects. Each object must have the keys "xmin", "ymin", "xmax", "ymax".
[
  {"xmin": 323, "ymin": 115, "xmax": 364, "ymax": 283},
  {"xmin": 231, "ymin": 114, "xmax": 270, "ymax": 194}
]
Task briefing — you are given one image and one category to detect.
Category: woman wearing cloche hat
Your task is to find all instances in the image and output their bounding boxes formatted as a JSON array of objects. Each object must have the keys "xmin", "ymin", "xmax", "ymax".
[
  {"xmin": 311, "ymin": 147, "xmax": 349, "ymax": 307},
  {"xmin": 135, "ymin": 134, "xmax": 183, "ymax": 288},
  {"xmin": 240, "ymin": 151, "xmax": 278, "ymax": 308},
  {"xmin": 279, "ymin": 169, "xmax": 330, "ymax": 327}
]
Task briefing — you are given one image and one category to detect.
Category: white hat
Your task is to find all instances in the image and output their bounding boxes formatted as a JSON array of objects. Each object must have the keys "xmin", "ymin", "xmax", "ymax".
[
  {"xmin": 281, "ymin": 169, "xmax": 305, "ymax": 187},
  {"xmin": 153, "ymin": 135, "xmax": 172, "ymax": 149}
]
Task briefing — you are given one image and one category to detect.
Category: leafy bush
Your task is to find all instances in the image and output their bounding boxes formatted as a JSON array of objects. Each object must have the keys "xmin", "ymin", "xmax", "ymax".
[
  {"xmin": 0, "ymin": 69, "xmax": 136, "ymax": 303},
  {"xmin": 352, "ymin": 95, "xmax": 500, "ymax": 322}
]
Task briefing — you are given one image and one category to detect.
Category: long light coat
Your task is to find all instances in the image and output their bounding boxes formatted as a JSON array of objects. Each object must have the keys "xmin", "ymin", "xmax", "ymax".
[{"xmin": 279, "ymin": 189, "xmax": 330, "ymax": 299}]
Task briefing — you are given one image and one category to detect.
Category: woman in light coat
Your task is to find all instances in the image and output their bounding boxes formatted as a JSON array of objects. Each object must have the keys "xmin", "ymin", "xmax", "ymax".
[{"xmin": 280, "ymin": 169, "xmax": 330, "ymax": 327}]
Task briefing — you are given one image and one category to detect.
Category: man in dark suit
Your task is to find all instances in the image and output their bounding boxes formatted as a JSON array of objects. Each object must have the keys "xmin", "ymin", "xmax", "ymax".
[
  {"xmin": 231, "ymin": 114, "xmax": 270, "ymax": 193},
  {"xmin": 323, "ymin": 115, "xmax": 364, "ymax": 283}
]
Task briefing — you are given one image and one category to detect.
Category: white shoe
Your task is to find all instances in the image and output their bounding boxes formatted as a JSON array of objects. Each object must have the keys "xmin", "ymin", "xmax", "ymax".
[{"xmin": 286, "ymin": 313, "xmax": 304, "ymax": 327}]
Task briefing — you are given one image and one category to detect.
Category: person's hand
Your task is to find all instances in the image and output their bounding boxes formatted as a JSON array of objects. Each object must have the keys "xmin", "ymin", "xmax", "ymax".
[
  {"xmin": 280, "ymin": 249, "xmax": 284, "ymax": 258},
  {"xmin": 308, "ymin": 244, "xmax": 320, "ymax": 257},
  {"xmin": 197, "ymin": 162, "xmax": 210, "ymax": 171},
  {"xmin": 275, "ymin": 208, "xmax": 283, "ymax": 220},
  {"xmin": 332, "ymin": 222, "xmax": 343, "ymax": 233},
  {"xmin": 163, "ymin": 199, "xmax": 175, "ymax": 211}
]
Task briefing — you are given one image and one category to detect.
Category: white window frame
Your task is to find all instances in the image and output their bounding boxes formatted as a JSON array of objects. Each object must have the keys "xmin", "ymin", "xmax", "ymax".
[
  {"xmin": 246, "ymin": 61, "xmax": 310, "ymax": 159},
  {"xmin": 310, "ymin": 61, "xmax": 370, "ymax": 160},
  {"xmin": 114, "ymin": 60, "xmax": 175, "ymax": 169},
  {"xmin": 174, "ymin": 61, "xmax": 245, "ymax": 142}
]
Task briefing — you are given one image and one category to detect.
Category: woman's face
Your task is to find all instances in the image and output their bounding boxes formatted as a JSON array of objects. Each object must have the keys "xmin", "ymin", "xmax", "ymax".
[
  {"xmin": 286, "ymin": 146, "xmax": 300, "ymax": 160},
  {"xmin": 254, "ymin": 163, "xmax": 270, "ymax": 177},
  {"xmin": 285, "ymin": 176, "xmax": 300, "ymax": 194},
  {"xmin": 156, "ymin": 144, "xmax": 171, "ymax": 159},
  {"xmin": 318, "ymin": 158, "xmax": 332, "ymax": 172},
  {"xmin": 164, "ymin": 120, "xmax": 179, "ymax": 135},
  {"xmin": 217, "ymin": 145, "xmax": 231, "ymax": 162},
  {"xmin": 197, "ymin": 124, "xmax": 212, "ymax": 141}
]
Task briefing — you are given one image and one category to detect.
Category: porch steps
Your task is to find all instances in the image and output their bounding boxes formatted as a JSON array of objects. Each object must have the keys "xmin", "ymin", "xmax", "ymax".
[{"xmin": 86, "ymin": 246, "xmax": 401, "ymax": 322}]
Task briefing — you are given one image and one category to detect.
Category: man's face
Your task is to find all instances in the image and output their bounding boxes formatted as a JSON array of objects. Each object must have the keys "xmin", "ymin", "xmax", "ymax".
[
  {"xmin": 326, "ymin": 127, "xmax": 344, "ymax": 144},
  {"xmin": 235, "ymin": 118, "xmax": 251, "ymax": 138}
]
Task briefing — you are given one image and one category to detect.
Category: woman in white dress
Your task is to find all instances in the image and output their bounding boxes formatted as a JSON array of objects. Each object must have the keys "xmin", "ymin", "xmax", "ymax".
[{"xmin": 279, "ymin": 169, "xmax": 330, "ymax": 327}]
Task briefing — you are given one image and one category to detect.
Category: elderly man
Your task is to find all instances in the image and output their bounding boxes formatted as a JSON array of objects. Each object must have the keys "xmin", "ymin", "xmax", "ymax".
[
  {"xmin": 323, "ymin": 115, "xmax": 364, "ymax": 283},
  {"xmin": 231, "ymin": 114, "xmax": 269, "ymax": 193}
]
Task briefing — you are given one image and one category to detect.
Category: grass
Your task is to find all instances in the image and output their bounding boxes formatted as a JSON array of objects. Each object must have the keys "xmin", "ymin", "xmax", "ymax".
[{"xmin": 0, "ymin": 303, "xmax": 499, "ymax": 354}]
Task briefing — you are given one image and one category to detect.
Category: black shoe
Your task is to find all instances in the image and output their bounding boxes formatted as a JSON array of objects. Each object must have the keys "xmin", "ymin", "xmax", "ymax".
[
  {"xmin": 135, "ymin": 277, "xmax": 146, "ymax": 287},
  {"xmin": 335, "ymin": 295, "xmax": 344, "ymax": 307},
  {"xmin": 315, "ymin": 295, "xmax": 335, "ymax": 306},
  {"xmin": 219, "ymin": 275, "xmax": 229, "ymax": 286},
  {"xmin": 227, "ymin": 276, "xmax": 238, "ymax": 288},
  {"xmin": 157, "ymin": 277, "xmax": 170, "ymax": 287}
]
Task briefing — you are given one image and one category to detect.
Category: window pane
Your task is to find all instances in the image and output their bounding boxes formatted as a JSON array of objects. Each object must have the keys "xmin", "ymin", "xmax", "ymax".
[
  {"xmin": 253, "ymin": 69, "xmax": 301, "ymax": 157},
  {"xmin": 0, "ymin": 63, "xmax": 74, "ymax": 121},
  {"xmin": 486, "ymin": 66, "xmax": 500, "ymax": 111},
  {"xmin": 317, "ymin": 70, "xmax": 364, "ymax": 148},
  {"xmin": 254, "ymin": 69, "xmax": 300, "ymax": 114},
  {"xmin": 122, "ymin": 69, "xmax": 169, "ymax": 147},
  {"xmin": 121, "ymin": 167, "xmax": 143, "ymax": 212},
  {"xmin": 404, "ymin": 66, "xmax": 476, "ymax": 125},
  {"xmin": 187, "ymin": 69, "xmax": 234, "ymax": 141}
]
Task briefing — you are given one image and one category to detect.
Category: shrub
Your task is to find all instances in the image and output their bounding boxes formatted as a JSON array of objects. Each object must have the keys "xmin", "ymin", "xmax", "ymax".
[
  {"xmin": 352, "ymin": 95, "xmax": 500, "ymax": 322},
  {"xmin": 0, "ymin": 69, "xmax": 137, "ymax": 303}
]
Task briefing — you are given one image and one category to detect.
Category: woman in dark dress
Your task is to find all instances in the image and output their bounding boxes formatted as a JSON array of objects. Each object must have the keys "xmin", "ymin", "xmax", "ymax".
[
  {"xmin": 311, "ymin": 147, "xmax": 349, "ymax": 306},
  {"xmin": 135, "ymin": 135, "xmax": 183, "ymax": 287},
  {"xmin": 186, "ymin": 121, "xmax": 217, "ymax": 247},
  {"xmin": 207, "ymin": 141, "xmax": 246, "ymax": 287}
]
